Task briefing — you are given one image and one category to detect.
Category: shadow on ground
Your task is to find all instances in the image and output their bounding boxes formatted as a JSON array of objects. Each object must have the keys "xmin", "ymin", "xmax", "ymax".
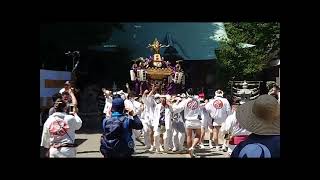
[
  {"xmin": 77, "ymin": 150, "xmax": 101, "ymax": 154},
  {"xmin": 76, "ymin": 128, "xmax": 103, "ymax": 134},
  {"xmin": 75, "ymin": 138, "xmax": 88, "ymax": 146},
  {"xmin": 132, "ymin": 156, "xmax": 150, "ymax": 158},
  {"xmin": 198, "ymin": 153, "xmax": 225, "ymax": 157}
]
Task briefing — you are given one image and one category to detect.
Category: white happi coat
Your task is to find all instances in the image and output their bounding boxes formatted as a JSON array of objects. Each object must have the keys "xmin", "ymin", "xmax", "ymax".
[
  {"xmin": 142, "ymin": 95, "xmax": 156, "ymax": 126},
  {"xmin": 205, "ymin": 96, "xmax": 231, "ymax": 125},
  {"xmin": 152, "ymin": 103, "xmax": 173, "ymax": 131}
]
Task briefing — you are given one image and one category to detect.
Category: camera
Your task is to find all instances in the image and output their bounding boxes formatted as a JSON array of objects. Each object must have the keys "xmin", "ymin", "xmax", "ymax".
[{"xmin": 69, "ymin": 104, "xmax": 74, "ymax": 114}]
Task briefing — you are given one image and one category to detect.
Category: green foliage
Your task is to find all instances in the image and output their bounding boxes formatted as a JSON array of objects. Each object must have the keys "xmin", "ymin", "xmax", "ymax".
[{"xmin": 215, "ymin": 22, "xmax": 280, "ymax": 88}]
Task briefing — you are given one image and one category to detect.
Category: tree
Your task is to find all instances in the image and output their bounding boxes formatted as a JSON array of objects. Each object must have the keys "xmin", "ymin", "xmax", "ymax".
[{"xmin": 215, "ymin": 22, "xmax": 280, "ymax": 88}]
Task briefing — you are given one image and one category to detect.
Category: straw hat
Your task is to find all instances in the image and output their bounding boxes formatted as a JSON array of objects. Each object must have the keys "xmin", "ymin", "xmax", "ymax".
[{"xmin": 236, "ymin": 95, "xmax": 280, "ymax": 135}]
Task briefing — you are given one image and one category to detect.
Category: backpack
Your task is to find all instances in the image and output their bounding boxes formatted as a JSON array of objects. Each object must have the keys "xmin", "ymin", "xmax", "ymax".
[{"xmin": 100, "ymin": 116, "xmax": 134, "ymax": 157}]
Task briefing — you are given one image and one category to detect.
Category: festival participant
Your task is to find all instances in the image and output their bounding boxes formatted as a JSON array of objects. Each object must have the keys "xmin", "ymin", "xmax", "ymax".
[
  {"xmin": 103, "ymin": 89, "xmax": 113, "ymax": 119},
  {"xmin": 171, "ymin": 96, "xmax": 186, "ymax": 152},
  {"xmin": 172, "ymin": 88, "xmax": 203, "ymax": 157},
  {"xmin": 220, "ymin": 102, "xmax": 250, "ymax": 156},
  {"xmin": 153, "ymin": 95, "xmax": 174, "ymax": 153},
  {"xmin": 205, "ymin": 90, "xmax": 231, "ymax": 151},
  {"xmin": 199, "ymin": 99, "xmax": 211, "ymax": 149},
  {"xmin": 142, "ymin": 85, "xmax": 158, "ymax": 151}
]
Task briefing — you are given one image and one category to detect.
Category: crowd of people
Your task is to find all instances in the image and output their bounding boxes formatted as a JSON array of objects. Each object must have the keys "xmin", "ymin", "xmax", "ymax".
[
  {"xmin": 40, "ymin": 81, "xmax": 280, "ymax": 158},
  {"xmin": 98, "ymin": 82, "xmax": 280, "ymax": 158}
]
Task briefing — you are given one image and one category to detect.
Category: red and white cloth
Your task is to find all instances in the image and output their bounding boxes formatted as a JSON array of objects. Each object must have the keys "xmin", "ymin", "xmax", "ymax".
[
  {"xmin": 41, "ymin": 112, "xmax": 82, "ymax": 158},
  {"xmin": 205, "ymin": 96, "xmax": 231, "ymax": 126}
]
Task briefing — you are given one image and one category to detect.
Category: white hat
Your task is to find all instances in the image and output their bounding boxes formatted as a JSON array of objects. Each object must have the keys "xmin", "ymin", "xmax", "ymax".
[
  {"xmin": 215, "ymin": 90, "xmax": 224, "ymax": 97},
  {"xmin": 165, "ymin": 94, "xmax": 171, "ymax": 99},
  {"xmin": 154, "ymin": 93, "xmax": 161, "ymax": 98},
  {"xmin": 120, "ymin": 94, "xmax": 126, "ymax": 100},
  {"xmin": 180, "ymin": 93, "xmax": 186, "ymax": 98},
  {"xmin": 236, "ymin": 95, "xmax": 280, "ymax": 135},
  {"xmin": 157, "ymin": 94, "xmax": 167, "ymax": 98}
]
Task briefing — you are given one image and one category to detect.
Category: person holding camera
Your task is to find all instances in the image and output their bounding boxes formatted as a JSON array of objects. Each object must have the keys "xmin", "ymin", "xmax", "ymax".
[
  {"xmin": 100, "ymin": 97, "xmax": 143, "ymax": 158},
  {"xmin": 40, "ymin": 96, "xmax": 82, "ymax": 158},
  {"xmin": 59, "ymin": 81, "xmax": 71, "ymax": 94},
  {"xmin": 61, "ymin": 87, "xmax": 78, "ymax": 115}
]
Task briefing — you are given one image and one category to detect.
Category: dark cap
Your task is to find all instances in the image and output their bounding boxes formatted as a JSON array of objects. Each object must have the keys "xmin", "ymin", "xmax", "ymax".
[
  {"xmin": 111, "ymin": 98, "xmax": 125, "ymax": 112},
  {"xmin": 61, "ymin": 91, "xmax": 70, "ymax": 96}
]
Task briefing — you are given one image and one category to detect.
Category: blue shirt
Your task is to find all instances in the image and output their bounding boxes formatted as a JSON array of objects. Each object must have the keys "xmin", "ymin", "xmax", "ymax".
[
  {"xmin": 102, "ymin": 112, "xmax": 143, "ymax": 133},
  {"xmin": 101, "ymin": 112, "xmax": 143, "ymax": 156},
  {"xmin": 231, "ymin": 134, "xmax": 280, "ymax": 158}
]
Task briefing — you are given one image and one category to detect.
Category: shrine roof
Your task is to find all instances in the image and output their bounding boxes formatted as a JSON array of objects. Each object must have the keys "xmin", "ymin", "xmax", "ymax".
[{"xmin": 102, "ymin": 23, "xmax": 228, "ymax": 60}]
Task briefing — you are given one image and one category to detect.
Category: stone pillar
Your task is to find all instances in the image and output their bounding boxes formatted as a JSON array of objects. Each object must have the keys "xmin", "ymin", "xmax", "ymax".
[{"xmin": 278, "ymin": 67, "xmax": 280, "ymax": 86}]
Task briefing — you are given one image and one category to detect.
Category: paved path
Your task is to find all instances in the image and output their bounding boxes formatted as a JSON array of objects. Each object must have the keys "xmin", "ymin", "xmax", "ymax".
[{"xmin": 75, "ymin": 132, "xmax": 229, "ymax": 158}]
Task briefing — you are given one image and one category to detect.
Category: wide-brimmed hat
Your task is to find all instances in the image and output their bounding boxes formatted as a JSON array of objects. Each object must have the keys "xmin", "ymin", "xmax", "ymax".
[{"xmin": 236, "ymin": 95, "xmax": 280, "ymax": 135}]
